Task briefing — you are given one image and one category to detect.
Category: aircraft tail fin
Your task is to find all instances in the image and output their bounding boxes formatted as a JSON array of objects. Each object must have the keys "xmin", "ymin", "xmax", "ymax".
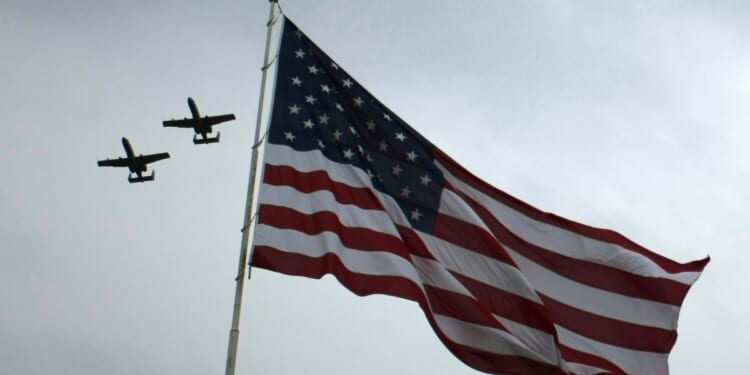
[
  {"xmin": 128, "ymin": 171, "xmax": 155, "ymax": 183},
  {"xmin": 193, "ymin": 132, "xmax": 220, "ymax": 145}
]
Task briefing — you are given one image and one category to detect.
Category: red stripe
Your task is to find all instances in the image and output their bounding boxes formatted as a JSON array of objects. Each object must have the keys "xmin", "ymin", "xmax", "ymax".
[
  {"xmin": 450, "ymin": 272, "xmax": 556, "ymax": 335},
  {"xmin": 540, "ymin": 294, "xmax": 676, "ymax": 353},
  {"xmin": 251, "ymin": 245, "xmax": 566, "ymax": 374},
  {"xmin": 432, "ymin": 213, "xmax": 517, "ymax": 266},
  {"xmin": 455, "ymin": 188, "xmax": 692, "ymax": 305},
  {"xmin": 258, "ymin": 204, "xmax": 411, "ymax": 260},
  {"xmin": 559, "ymin": 345, "xmax": 628, "ymax": 375},
  {"xmin": 263, "ymin": 164, "xmax": 384, "ymax": 210},
  {"xmin": 435, "ymin": 148, "xmax": 710, "ymax": 274}
]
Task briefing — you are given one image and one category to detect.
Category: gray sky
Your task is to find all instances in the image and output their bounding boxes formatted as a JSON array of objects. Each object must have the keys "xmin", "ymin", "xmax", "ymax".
[{"xmin": 1, "ymin": 1, "xmax": 747, "ymax": 374}]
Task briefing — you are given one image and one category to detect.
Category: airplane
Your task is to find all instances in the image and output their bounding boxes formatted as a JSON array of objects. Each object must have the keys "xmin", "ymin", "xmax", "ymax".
[
  {"xmin": 162, "ymin": 97, "xmax": 236, "ymax": 144},
  {"xmin": 97, "ymin": 137, "xmax": 170, "ymax": 183}
]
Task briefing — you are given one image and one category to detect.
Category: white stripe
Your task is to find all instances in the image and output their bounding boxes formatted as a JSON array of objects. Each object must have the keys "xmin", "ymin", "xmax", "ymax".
[
  {"xmin": 433, "ymin": 314, "xmax": 557, "ymax": 365},
  {"xmin": 254, "ymin": 224, "xmax": 422, "ymax": 284},
  {"xmin": 415, "ymin": 231, "xmax": 543, "ymax": 304},
  {"xmin": 493, "ymin": 315, "xmax": 560, "ymax": 365},
  {"xmin": 438, "ymin": 161, "xmax": 702, "ymax": 285},
  {"xmin": 259, "ymin": 184, "xmax": 400, "ymax": 237},
  {"xmin": 507, "ymin": 247, "xmax": 679, "ymax": 330},
  {"xmin": 557, "ymin": 324, "xmax": 669, "ymax": 375}
]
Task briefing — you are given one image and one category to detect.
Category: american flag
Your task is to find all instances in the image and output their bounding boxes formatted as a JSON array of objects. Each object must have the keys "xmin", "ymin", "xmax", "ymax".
[{"xmin": 250, "ymin": 17, "xmax": 709, "ymax": 375}]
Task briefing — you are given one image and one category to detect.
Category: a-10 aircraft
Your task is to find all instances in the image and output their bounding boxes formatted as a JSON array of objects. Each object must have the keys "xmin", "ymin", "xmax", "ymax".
[
  {"xmin": 97, "ymin": 137, "xmax": 170, "ymax": 183},
  {"xmin": 162, "ymin": 97, "xmax": 236, "ymax": 144}
]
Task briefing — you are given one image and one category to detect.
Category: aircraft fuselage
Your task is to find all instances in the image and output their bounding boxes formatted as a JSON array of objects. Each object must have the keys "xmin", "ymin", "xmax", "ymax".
[{"xmin": 121, "ymin": 137, "xmax": 147, "ymax": 174}]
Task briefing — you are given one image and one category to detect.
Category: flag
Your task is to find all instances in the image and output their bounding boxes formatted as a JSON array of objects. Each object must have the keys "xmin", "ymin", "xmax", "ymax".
[{"xmin": 250, "ymin": 17, "xmax": 709, "ymax": 375}]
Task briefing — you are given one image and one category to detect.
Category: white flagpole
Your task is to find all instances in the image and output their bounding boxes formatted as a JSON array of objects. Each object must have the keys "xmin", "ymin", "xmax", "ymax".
[{"xmin": 225, "ymin": 1, "xmax": 278, "ymax": 374}]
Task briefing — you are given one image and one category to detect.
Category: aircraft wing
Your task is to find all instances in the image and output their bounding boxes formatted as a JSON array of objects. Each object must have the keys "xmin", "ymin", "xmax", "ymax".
[
  {"xmin": 202, "ymin": 113, "xmax": 236, "ymax": 126},
  {"xmin": 135, "ymin": 152, "xmax": 171, "ymax": 165},
  {"xmin": 97, "ymin": 157, "xmax": 131, "ymax": 167},
  {"xmin": 163, "ymin": 114, "xmax": 236, "ymax": 128},
  {"xmin": 162, "ymin": 118, "xmax": 197, "ymax": 128}
]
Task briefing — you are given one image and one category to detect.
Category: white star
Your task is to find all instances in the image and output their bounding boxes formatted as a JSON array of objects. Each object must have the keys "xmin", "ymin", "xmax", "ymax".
[
  {"xmin": 331, "ymin": 62, "xmax": 339, "ymax": 70},
  {"xmin": 357, "ymin": 144, "xmax": 364, "ymax": 154},
  {"xmin": 284, "ymin": 131, "xmax": 295, "ymax": 142},
  {"xmin": 343, "ymin": 149, "xmax": 354, "ymax": 159},
  {"xmin": 295, "ymin": 49, "xmax": 306, "ymax": 59},
  {"xmin": 383, "ymin": 113, "xmax": 392, "ymax": 122},
  {"xmin": 321, "ymin": 84, "xmax": 331, "ymax": 93},
  {"xmin": 410, "ymin": 208, "xmax": 422, "ymax": 221},
  {"xmin": 295, "ymin": 30, "xmax": 303, "ymax": 38},
  {"xmin": 308, "ymin": 65, "xmax": 319, "ymax": 75},
  {"xmin": 336, "ymin": 103, "xmax": 344, "ymax": 112},
  {"xmin": 291, "ymin": 76, "xmax": 302, "ymax": 86},
  {"xmin": 318, "ymin": 113, "xmax": 329, "ymax": 125},
  {"xmin": 366, "ymin": 121, "xmax": 376, "ymax": 131},
  {"xmin": 395, "ymin": 132, "xmax": 406, "ymax": 142},
  {"xmin": 289, "ymin": 104, "xmax": 300, "ymax": 115},
  {"xmin": 353, "ymin": 97, "xmax": 364, "ymax": 107},
  {"xmin": 392, "ymin": 164, "xmax": 402, "ymax": 176},
  {"xmin": 378, "ymin": 141, "xmax": 389, "ymax": 152},
  {"xmin": 406, "ymin": 150, "xmax": 418, "ymax": 161},
  {"xmin": 401, "ymin": 186, "xmax": 411, "ymax": 198},
  {"xmin": 303, "ymin": 119, "xmax": 315, "ymax": 129},
  {"xmin": 366, "ymin": 154, "xmax": 374, "ymax": 162},
  {"xmin": 305, "ymin": 95, "xmax": 317, "ymax": 104},
  {"xmin": 420, "ymin": 174, "xmax": 432, "ymax": 186},
  {"xmin": 317, "ymin": 139, "xmax": 325, "ymax": 149},
  {"xmin": 366, "ymin": 169, "xmax": 374, "ymax": 178},
  {"xmin": 332, "ymin": 129, "xmax": 343, "ymax": 140},
  {"xmin": 349, "ymin": 126, "xmax": 357, "ymax": 135},
  {"xmin": 342, "ymin": 78, "xmax": 353, "ymax": 88}
]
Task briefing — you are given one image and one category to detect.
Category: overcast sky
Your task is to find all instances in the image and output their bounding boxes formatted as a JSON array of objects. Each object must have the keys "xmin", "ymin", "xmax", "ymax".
[{"xmin": 1, "ymin": 1, "xmax": 748, "ymax": 374}]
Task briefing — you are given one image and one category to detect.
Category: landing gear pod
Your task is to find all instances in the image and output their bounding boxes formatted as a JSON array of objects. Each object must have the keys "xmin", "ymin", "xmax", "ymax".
[
  {"xmin": 193, "ymin": 132, "xmax": 220, "ymax": 144},
  {"xmin": 128, "ymin": 171, "xmax": 155, "ymax": 183}
]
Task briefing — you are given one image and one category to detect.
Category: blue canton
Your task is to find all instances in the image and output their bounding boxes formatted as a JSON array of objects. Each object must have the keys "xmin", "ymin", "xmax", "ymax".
[{"xmin": 268, "ymin": 18, "xmax": 446, "ymax": 232}]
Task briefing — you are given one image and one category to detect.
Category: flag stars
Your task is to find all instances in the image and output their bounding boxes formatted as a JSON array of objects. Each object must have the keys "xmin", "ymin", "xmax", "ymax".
[
  {"xmin": 291, "ymin": 76, "xmax": 302, "ymax": 86},
  {"xmin": 303, "ymin": 119, "xmax": 315, "ymax": 129},
  {"xmin": 395, "ymin": 132, "xmax": 406, "ymax": 142},
  {"xmin": 289, "ymin": 104, "xmax": 301, "ymax": 115},
  {"xmin": 406, "ymin": 150, "xmax": 418, "ymax": 162},
  {"xmin": 392, "ymin": 164, "xmax": 403, "ymax": 176},
  {"xmin": 295, "ymin": 30, "xmax": 303, "ymax": 38},
  {"xmin": 284, "ymin": 131, "xmax": 296, "ymax": 142},
  {"xmin": 295, "ymin": 49, "xmax": 306, "ymax": 59},
  {"xmin": 420, "ymin": 174, "xmax": 432, "ymax": 186},
  {"xmin": 357, "ymin": 144, "xmax": 364, "ymax": 154},
  {"xmin": 353, "ymin": 97, "xmax": 364, "ymax": 107},
  {"xmin": 305, "ymin": 95, "xmax": 317, "ymax": 104},
  {"xmin": 321, "ymin": 84, "xmax": 331, "ymax": 93},
  {"xmin": 332, "ymin": 129, "xmax": 343, "ymax": 140},
  {"xmin": 378, "ymin": 141, "xmax": 389, "ymax": 152},
  {"xmin": 401, "ymin": 186, "xmax": 412, "ymax": 198},
  {"xmin": 410, "ymin": 208, "xmax": 422, "ymax": 221},
  {"xmin": 342, "ymin": 78, "xmax": 353, "ymax": 88},
  {"xmin": 336, "ymin": 103, "xmax": 344, "ymax": 112},
  {"xmin": 343, "ymin": 149, "xmax": 354, "ymax": 159},
  {"xmin": 318, "ymin": 113, "xmax": 330, "ymax": 125},
  {"xmin": 331, "ymin": 62, "xmax": 339, "ymax": 70},
  {"xmin": 383, "ymin": 113, "xmax": 392, "ymax": 122},
  {"xmin": 349, "ymin": 126, "xmax": 358, "ymax": 135},
  {"xmin": 366, "ymin": 121, "xmax": 376, "ymax": 131},
  {"xmin": 317, "ymin": 139, "xmax": 325, "ymax": 149},
  {"xmin": 308, "ymin": 65, "xmax": 319, "ymax": 75}
]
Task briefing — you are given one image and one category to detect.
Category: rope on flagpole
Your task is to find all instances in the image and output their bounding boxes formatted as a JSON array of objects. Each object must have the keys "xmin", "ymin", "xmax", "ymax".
[{"xmin": 224, "ymin": 1, "xmax": 279, "ymax": 374}]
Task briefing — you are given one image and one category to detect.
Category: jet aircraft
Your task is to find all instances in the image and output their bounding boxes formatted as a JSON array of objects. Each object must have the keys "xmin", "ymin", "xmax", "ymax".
[
  {"xmin": 97, "ymin": 137, "xmax": 170, "ymax": 183},
  {"xmin": 162, "ymin": 97, "xmax": 236, "ymax": 144}
]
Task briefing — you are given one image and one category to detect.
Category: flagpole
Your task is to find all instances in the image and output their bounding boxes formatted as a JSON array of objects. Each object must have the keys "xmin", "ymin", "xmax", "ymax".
[{"xmin": 224, "ymin": 1, "xmax": 278, "ymax": 375}]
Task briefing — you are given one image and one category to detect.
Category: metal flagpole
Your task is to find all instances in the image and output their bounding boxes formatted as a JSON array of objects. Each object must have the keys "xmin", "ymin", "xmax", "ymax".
[{"xmin": 225, "ymin": 1, "xmax": 278, "ymax": 374}]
